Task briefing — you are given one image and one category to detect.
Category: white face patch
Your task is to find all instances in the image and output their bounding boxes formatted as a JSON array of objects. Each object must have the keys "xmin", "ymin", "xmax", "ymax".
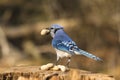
[
  {"xmin": 50, "ymin": 30, "xmax": 55, "ymax": 38},
  {"xmin": 41, "ymin": 29, "xmax": 50, "ymax": 35}
]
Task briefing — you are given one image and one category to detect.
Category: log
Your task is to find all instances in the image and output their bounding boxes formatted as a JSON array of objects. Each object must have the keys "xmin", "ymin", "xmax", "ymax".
[{"xmin": 0, "ymin": 66, "xmax": 115, "ymax": 80}]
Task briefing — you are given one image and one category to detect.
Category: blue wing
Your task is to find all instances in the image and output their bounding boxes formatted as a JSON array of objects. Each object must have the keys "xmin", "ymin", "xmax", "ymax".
[{"xmin": 52, "ymin": 40, "xmax": 78, "ymax": 54}]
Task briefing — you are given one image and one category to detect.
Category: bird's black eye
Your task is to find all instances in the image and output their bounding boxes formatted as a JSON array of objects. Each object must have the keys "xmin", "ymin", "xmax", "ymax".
[{"xmin": 50, "ymin": 28, "xmax": 54, "ymax": 29}]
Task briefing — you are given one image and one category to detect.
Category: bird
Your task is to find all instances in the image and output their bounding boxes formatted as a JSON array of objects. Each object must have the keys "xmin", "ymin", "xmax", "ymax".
[{"xmin": 45, "ymin": 24, "xmax": 102, "ymax": 66}]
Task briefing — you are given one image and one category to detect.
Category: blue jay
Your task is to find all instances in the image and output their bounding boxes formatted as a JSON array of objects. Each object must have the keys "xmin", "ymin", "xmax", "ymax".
[{"xmin": 46, "ymin": 24, "xmax": 102, "ymax": 66}]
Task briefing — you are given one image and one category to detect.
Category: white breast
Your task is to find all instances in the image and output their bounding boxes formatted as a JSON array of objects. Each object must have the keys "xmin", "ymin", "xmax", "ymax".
[{"xmin": 55, "ymin": 49, "xmax": 72, "ymax": 58}]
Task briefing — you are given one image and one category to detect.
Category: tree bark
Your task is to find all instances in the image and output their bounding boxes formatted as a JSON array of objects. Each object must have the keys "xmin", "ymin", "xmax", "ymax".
[{"xmin": 0, "ymin": 66, "xmax": 115, "ymax": 80}]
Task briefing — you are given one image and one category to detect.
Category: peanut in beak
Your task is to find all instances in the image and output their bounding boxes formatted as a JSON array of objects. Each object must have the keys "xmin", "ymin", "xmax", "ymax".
[{"xmin": 41, "ymin": 28, "xmax": 50, "ymax": 35}]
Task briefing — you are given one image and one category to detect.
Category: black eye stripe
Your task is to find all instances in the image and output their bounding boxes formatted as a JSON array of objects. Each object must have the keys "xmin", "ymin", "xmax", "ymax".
[
  {"xmin": 50, "ymin": 27, "xmax": 63, "ymax": 29},
  {"xmin": 54, "ymin": 28, "xmax": 63, "ymax": 33},
  {"xmin": 54, "ymin": 29, "xmax": 57, "ymax": 33}
]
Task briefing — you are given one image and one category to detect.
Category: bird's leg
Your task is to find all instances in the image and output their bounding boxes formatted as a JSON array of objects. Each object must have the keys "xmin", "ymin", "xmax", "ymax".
[
  {"xmin": 65, "ymin": 57, "xmax": 71, "ymax": 67},
  {"xmin": 55, "ymin": 56, "xmax": 61, "ymax": 65}
]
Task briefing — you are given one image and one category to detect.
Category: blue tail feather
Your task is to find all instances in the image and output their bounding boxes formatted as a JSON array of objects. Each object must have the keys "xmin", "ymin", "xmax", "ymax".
[{"xmin": 75, "ymin": 49, "xmax": 103, "ymax": 62}]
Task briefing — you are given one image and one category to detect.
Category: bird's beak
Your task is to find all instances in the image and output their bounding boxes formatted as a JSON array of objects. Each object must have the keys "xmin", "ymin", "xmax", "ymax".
[
  {"xmin": 45, "ymin": 28, "xmax": 50, "ymax": 35},
  {"xmin": 41, "ymin": 28, "xmax": 50, "ymax": 35},
  {"xmin": 45, "ymin": 28, "xmax": 50, "ymax": 30}
]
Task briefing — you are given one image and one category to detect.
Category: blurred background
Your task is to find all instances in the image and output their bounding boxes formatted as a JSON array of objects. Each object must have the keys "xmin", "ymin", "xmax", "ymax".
[{"xmin": 0, "ymin": 0, "xmax": 119, "ymax": 79}]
